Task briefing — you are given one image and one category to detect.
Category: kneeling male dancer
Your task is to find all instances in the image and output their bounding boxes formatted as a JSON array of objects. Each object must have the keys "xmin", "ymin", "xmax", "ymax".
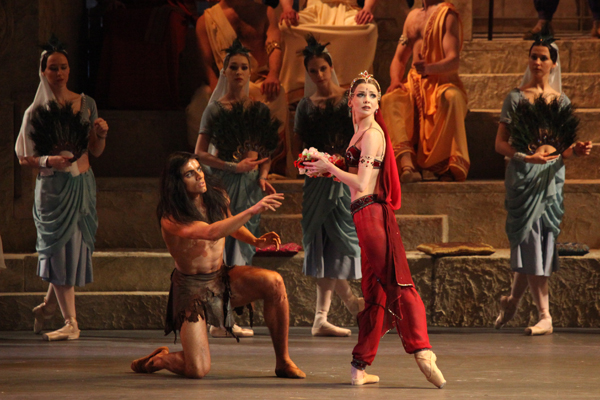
[{"xmin": 131, "ymin": 152, "xmax": 305, "ymax": 379}]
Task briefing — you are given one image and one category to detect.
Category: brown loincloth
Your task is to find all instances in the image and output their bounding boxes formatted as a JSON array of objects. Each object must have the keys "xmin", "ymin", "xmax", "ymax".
[{"xmin": 164, "ymin": 266, "xmax": 252, "ymax": 343}]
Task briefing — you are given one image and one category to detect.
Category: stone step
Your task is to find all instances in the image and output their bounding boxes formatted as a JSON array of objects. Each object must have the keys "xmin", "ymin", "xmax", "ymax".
[
  {"xmin": 263, "ymin": 180, "xmax": 600, "ymax": 248},
  {"xmin": 461, "ymin": 39, "xmax": 600, "ymax": 75},
  {"xmin": 260, "ymin": 214, "xmax": 448, "ymax": 251},
  {"xmin": 2, "ymin": 250, "xmax": 599, "ymax": 330},
  {"xmin": 463, "ymin": 73, "xmax": 600, "ymax": 109},
  {"xmin": 465, "ymin": 109, "xmax": 600, "ymax": 180}
]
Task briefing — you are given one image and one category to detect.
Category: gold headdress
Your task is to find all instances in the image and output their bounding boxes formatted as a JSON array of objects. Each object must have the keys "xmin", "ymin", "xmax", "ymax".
[{"xmin": 350, "ymin": 71, "xmax": 381, "ymax": 100}]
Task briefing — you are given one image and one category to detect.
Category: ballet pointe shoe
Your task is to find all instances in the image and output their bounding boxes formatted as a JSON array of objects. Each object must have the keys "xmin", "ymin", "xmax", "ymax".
[
  {"xmin": 345, "ymin": 296, "xmax": 365, "ymax": 318},
  {"xmin": 495, "ymin": 295, "xmax": 518, "ymax": 329},
  {"xmin": 131, "ymin": 347, "xmax": 169, "ymax": 373},
  {"xmin": 32, "ymin": 302, "xmax": 56, "ymax": 334},
  {"xmin": 414, "ymin": 350, "xmax": 446, "ymax": 389},
  {"xmin": 42, "ymin": 317, "xmax": 80, "ymax": 341},
  {"xmin": 351, "ymin": 365, "xmax": 379, "ymax": 386},
  {"xmin": 311, "ymin": 312, "xmax": 351, "ymax": 337},
  {"xmin": 209, "ymin": 324, "xmax": 254, "ymax": 338},
  {"xmin": 525, "ymin": 315, "xmax": 553, "ymax": 336}
]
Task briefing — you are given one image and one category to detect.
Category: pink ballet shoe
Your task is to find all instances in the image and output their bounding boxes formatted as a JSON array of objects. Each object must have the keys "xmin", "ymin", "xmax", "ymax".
[
  {"xmin": 415, "ymin": 350, "xmax": 446, "ymax": 389},
  {"xmin": 351, "ymin": 365, "xmax": 379, "ymax": 386},
  {"xmin": 495, "ymin": 295, "xmax": 517, "ymax": 329},
  {"xmin": 32, "ymin": 302, "xmax": 56, "ymax": 334},
  {"xmin": 209, "ymin": 324, "xmax": 254, "ymax": 338},
  {"xmin": 42, "ymin": 317, "xmax": 80, "ymax": 341}
]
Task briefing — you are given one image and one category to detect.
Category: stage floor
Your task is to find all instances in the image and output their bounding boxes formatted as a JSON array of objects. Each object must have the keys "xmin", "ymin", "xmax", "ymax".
[{"xmin": 1, "ymin": 327, "xmax": 599, "ymax": 399}]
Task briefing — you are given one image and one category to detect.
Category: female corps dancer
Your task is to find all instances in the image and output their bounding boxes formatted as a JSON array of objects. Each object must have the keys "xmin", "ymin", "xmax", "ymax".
[
  {"xmin": 494, "ymin": 38, "xmax": 592, "ymax": 335},
  {"xmin": 15, "ymin": 37, "xmax": 109, "ymax": 341},
  {"xmin": 195, "ymin": 39, "xmax": 279, "ymax": 338},
  {"xmin": 304, "ymin": 72, "xmax": 445, "ymax": 388},
  {"xmin": 294, "ymin": 35, "xmax": 364, "ymax": 337}
]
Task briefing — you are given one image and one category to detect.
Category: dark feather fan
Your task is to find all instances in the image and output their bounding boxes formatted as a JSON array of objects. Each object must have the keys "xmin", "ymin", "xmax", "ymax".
[
  {"xmin": 508, "ymin": 95, "xmax": 579, "ymax": 155},
  {"xmin": 296, "ymin": 99, "xmax": 354, "ymax": 155},
  {"xmin": 210, "ymin": 101, "xmax": 281, "ymax": 162},
  {"xmin": 29, "ymin": 100, "xmax": 90, "ymax": 159}
]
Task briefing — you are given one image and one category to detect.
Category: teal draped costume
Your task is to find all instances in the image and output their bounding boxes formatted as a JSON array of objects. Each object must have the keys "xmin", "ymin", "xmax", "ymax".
[
  {"xmin": 501, "ymin": 89, "xmax": 569, "ymax": 276},
  {"xmin": 200, "ymin": 102, "xmax": 265, "ymax": 266},
  {"xmin": 34, "ymin": 94, "xmax": 99, "ymax": 286},
  {"xmin": 295, "ymin": 96, "xmax": 361, "ymax": 279}
]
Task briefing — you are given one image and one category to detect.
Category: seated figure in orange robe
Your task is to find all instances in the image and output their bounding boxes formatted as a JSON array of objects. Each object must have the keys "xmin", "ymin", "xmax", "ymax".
[{"xmin": 380, "ymin": 1, "xmax": 469, "ymax": 182}]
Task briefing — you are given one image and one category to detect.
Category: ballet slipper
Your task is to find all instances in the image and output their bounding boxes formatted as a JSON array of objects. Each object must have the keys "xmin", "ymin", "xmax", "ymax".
[
  {"xmin": 400, "ymin": 166, "xmax": 422, "ymax": 183},
  {"xmin": 351, "ymin": 365, "xmax": 379, "ymax": 386},
  {"xmin": 42, "ymin": 317, "xmax": 80, "ymax": 341},
  {"xmin": 525, "ymin": 316, "xmax": 553, "ymax": 336},
  {"xmin": 311, "ymin": 312, "xmax": 351, "ymax": 337},
  {"xmin": 494, "ymin": 295, "xmax": 518, "ymax": 329},
  {"xmin": 275, "ymin": 362, "xmax": 306, "ymax": 379},
  {"xmin": 131, "ymin": 347, "xmax": 169, "ymax": 373},
  {"xmin": 32, "ymin": 302, "xmax": 56, "ymax": 334},
  {"xmin": 414, "ymin": 350, "xmax": 446, "ymax": 389},
  {"xmin": 209, "ymin": 324, "xmax": 254, "ymax": 338}
]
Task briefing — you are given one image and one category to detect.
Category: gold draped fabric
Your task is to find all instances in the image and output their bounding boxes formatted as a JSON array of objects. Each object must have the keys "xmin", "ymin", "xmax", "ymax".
[
  {"xmin": 279, "ymin": 0, "xmax": 378, "ymax": 104},
  {"xmin": 381, "ymin": 2, "xmax": 469, "ymax": 181}
]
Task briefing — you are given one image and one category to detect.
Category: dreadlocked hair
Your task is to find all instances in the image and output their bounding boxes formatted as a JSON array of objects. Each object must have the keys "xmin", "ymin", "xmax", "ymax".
[
  {"xmin": 40, "ymin": 34, "xmax": 69, "ymax": 72},
  {"xmin": 29, "ymin": 100, "xmax": 89, "ymax": 159},
  {"xmin": 301, "ymin": 34, "xmax": 332, "ymax": 69},
  {"xmin": 210, "ymin": 102, "xmax": 280, "ymax": 162},
  {"xmin": 157, "ymin": 152, "xmax": 229, "ymax": 225},
  {"xmin": 223, "ymin": 38, "xmax": 251, "ymax": 69},
  {"xmin": 508, "ymin": 95, "xmax": 578, "ymax": 155}
]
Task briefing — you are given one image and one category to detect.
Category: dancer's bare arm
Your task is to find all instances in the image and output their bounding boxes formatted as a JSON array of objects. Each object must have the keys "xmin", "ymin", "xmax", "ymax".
[
  {"xmin": 161, "ymin": 193, "xmax": 284, "ymax": 241},
  {"xmin": 263, "ymin": 7, "xmax": 283, "ymax": 99},
  {"xmin": 388, "ymin": 17, "xmax": 414, "ymax": 93},
  {"xmin": 304, "ymin": 129, "xmax": 382, "ymax": 192},
  {"xmin": 495, "ymin": 123, "xmax": 558, "ymax": 164}
]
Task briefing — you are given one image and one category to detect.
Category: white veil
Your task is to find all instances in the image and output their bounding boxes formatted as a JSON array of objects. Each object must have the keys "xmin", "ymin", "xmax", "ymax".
[
  {"xmin": 303, "ymin": 49, "xmax": 340, "ymax": 98},
  {"xmin": 14, "ymin": 51, "xmax": 55, "ymax": 159},
  {"xmin": 519, "ymin": 42, "xmax": 562, "ymax": 93}
]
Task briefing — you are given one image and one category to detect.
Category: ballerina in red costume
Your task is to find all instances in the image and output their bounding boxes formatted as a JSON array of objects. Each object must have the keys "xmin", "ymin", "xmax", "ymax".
[{"xmin": 304, "ymin": 71, "xmax": 446, "ymax": 388}]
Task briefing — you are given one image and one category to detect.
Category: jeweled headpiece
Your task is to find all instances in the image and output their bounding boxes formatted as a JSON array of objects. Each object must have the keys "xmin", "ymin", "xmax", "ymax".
[
  {"xmin": 223, "ymin": 38, "xmax": 251, "ymax": 67},
  {"xmin": 40, "ymin": 34, "xmax": 68, "ymax": 55},
  {"xmin": 350, "ymin": 71, "xmax": 381, "ymax": 100}
]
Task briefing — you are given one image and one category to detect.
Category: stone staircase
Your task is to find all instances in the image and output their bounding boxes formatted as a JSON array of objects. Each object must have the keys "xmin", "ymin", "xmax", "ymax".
[{"xmin": 3, "ymin": 37, "xmax": 600, "ymax": 331}]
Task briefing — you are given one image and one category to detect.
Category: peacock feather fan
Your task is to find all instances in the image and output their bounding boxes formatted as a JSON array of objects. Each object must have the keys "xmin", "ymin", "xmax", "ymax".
[
  {"xmin": 508, "ymin": 95, "xmax": 578, "ymax": 155},
  {"xmin": 29, "ymin": 100, "xmax": 90, "ymax": 159},
  {"xmin": 210, "ymin": 101, "xmax": 281, "ymax": 162},
  {"xmin": 296, "ymin": 99, "xmax": 354, "ymax": 155}
]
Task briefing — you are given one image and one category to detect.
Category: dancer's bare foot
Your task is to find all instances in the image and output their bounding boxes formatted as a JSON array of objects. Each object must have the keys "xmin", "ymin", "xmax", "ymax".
[
  {"xmin": 350, "ymin": 365, "xmax": 379, "ymax": 386},
  {"xmin": 131, "ymin": 347, "xmax": 169, "ymax": 373},
  {"xmin": 523, "ymin": 19, "xmax": 553, "ymax": 40},
  {"xmin": 495, "ymin": 295, "xmax": 518, "ymax": 329},
  {"xmin": 275, "ymin": 360, "xmax": 306, "ymax": 379},
  {"xmin": 400, "ymin": 166, "xmax": 422, "ymax": 183},
  {"xmin": 414, "ymin": 350, "xmax": 446, "ymax": 388}
]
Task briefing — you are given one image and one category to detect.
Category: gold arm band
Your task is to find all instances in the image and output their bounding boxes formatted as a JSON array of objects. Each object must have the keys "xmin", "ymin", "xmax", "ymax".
[
  {"xmin": 265, "ymin": 41, "xmax": 282, "ymax": 56},
  {"xmin": 399, "ymin": 35, "xmax": 410, "ymax": 46}
]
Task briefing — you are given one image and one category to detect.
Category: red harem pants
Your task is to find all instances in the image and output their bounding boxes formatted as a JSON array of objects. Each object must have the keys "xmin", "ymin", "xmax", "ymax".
[{"xmin": 351, "ymin": 198, "xmax": 431, "ymax": 367}]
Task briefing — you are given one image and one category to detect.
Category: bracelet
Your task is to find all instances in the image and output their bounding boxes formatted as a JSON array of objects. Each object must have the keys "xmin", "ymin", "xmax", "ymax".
[
  {"xmin": 223, "ymin": 161, "xmax": 237, "ymax": 172},
  {"xmin": 259, "ymin": 177, "xmax": 268, "ymax": 181},
  {"xmin": 38, "ymin": 155, "xmax": 49, "ymax": 168},
  {"xmin": 265, "ymin": 41, "xmax": 281, "ymax": 57},
  {"xmin": 513, "ymin": 152, "xmax": 527, "ymax": 163}
]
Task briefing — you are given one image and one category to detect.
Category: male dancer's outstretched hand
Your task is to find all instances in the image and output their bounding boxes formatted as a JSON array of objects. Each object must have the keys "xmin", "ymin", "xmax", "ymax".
[
  {"xmin": 255, "ymin": 232, "xmax": 281, "ymax": 250},
  {"xmin": 250, "ymin": 193, "xmax": 284, "ymax": 215}
]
